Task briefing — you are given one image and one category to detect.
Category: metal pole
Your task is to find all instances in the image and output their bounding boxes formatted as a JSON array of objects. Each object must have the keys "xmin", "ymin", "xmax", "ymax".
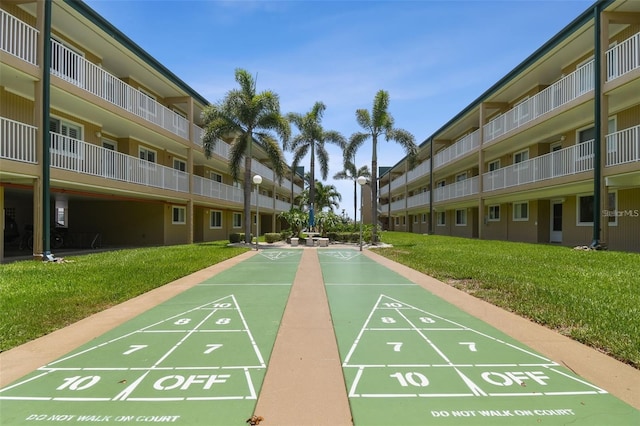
[
  {"xmin": 42, "ymin": 0, "xmax": 52, "ymax": 261},
  {"xmin": 255, "ymin": 183, "xmax": 259, "ymax": 251}
]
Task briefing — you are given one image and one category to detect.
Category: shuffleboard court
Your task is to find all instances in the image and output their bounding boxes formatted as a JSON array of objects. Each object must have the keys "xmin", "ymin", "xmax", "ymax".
[
  {"xmin": 0, "ymin": 250, "xmax": 301, "ymax": 425},
  {"xmin": 319, "ymin": 249, "xmax": 640, "ymax": 425}
]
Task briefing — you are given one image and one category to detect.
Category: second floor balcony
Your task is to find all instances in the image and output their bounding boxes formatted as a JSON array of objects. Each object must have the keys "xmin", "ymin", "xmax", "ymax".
[{"xmin": 434, "ymin": 176, "xmax": 479, "ymax": 202}]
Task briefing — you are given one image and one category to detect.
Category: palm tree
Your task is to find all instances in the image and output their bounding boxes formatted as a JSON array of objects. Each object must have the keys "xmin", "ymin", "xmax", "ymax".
[
  {"xmin": 202, "ymin": 68, "xmax": 290, "ymax": 244},
  {"xmin": 345, "ymin": 90, "xmax": 417, "ymax": 243},
  {"xmin": 333, "ymin": 162, "xmax": 370, "ymax": 222},
  {"xmin": 295, "ymin": 181, "xmax": 342, "ymax": 212},
  {"xmin": 285, "ymin": 102, "xmax": 345, "ymax": 225}
]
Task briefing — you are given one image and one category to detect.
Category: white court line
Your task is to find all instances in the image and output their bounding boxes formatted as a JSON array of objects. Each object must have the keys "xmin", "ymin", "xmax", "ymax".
[
  {"xmin": 325, "ymin": 283, "xmax": 415, "ymax": 286},
  {"xmin": 343, "ymin": 295, "xmax": 385, "ymax": 365},
  {"xmin": 232, "ymin": 295, "xmax": 266, "ymax": 367}
]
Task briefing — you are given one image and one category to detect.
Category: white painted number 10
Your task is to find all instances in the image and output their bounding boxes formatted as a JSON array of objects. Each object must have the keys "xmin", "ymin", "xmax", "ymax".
[{"xmin": 390, "ymin": 372, "xmax": 429, "ymax": 387}]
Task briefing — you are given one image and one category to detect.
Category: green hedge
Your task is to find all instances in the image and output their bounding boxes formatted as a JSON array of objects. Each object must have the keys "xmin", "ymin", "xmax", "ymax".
[{"xmin": 229, "ymin": 233, "xmax": 252, "ymax": 243}]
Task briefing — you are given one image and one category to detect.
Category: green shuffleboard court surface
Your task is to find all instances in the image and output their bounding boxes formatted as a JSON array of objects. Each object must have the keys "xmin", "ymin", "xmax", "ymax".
[
  {"xmin": 318, "ymin": 249, "xmax": 640, "ymax": 425},
  {"xmin": 0, "ymin": 250, "xmax": 301, "ymax": 425}
]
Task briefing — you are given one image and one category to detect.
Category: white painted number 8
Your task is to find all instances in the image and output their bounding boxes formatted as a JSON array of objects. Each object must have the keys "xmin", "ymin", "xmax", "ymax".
[{"xmin": 381, "ymin": 317, "xmax": 396, "ymax": 324}]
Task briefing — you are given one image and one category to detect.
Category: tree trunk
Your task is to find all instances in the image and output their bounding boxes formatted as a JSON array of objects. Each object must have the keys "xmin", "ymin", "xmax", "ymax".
[
  {"xmin": 353, "ymin": 180, "xmax": 357, "ymax": 224},
  {"xmin": 371, "ymin": 135, "xmax": 378, "ymax": 243},
  {"xmin": 244, "ymin": 134, "xmax": 253, "ymax": 244}
]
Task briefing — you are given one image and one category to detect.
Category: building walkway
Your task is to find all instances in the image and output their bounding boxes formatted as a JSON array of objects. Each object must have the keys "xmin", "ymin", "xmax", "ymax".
[{"xmin": 1, "ymin": 247, "xmax": 639, "ymax": 425}]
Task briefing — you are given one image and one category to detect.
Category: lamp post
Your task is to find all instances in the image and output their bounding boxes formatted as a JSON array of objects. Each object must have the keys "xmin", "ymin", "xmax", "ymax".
[
  {"xmin": 253, "ymin": 174, "xmax": 262, "ymax": 250},
  {"xmin": 357, "ymin": 176, "xmax": 367, "ymax": 252}
]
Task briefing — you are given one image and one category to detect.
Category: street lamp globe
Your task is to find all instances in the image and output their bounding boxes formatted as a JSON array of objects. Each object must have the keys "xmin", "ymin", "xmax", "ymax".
[
  {"xmin": 357, "ymin": 175, "xmax": 367, "ymax": 186},
  {"xmin": 253, "ymin": 175, "xmax": 263, "ymax": 185}
]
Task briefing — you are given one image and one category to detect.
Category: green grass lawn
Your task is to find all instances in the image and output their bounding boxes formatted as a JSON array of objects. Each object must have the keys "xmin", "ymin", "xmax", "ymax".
[
  {"xmin": 0, "ymin": 242, "xmax": 248, "ymax": 351},
  {"xmin": 377, "ymin": 232, "xmax": 640, "ymax": 369}
]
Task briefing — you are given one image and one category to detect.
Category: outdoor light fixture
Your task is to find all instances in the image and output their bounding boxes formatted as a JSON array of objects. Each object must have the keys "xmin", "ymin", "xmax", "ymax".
[
  {"xmin": 253, "ymin": 175, "xmax": 262, "ymax": 250},
  {"xmin": 357, "ymin": 176, "xmax": 367, "ymax": 252}
]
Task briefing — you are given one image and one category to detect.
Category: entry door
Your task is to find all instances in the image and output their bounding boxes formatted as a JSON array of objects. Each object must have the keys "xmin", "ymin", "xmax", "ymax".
[{"xmin": 550, "ymin": 202, "xmax": 563, "ymax": 242}]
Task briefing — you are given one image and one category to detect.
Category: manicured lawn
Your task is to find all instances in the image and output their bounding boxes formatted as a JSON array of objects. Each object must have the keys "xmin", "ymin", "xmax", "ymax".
[
  {"xmin": 377, "ymin": 232, "xmax": 640, "ymax": 369},
  {"xmin": 0, "ymin": 242, "xmax": 248, "ymax": 351}
]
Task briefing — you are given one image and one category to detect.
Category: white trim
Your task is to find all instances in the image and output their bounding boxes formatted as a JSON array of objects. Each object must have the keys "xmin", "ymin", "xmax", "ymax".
[
  {"xmin": 232, "ymin": 212, "xmax": 242, "ymax": 228},
  {"xmin": 512, "ymin": 201, "xmax": 529, "ymax": 221},
  {"xmin": 209, "ymin": 210, "xmax": 222, "ymax": 229},
  {"xmin": 488, "ymin": 204, "xmax": 500, "ymax": 222},
  {"xmin": 172, "ymin": 206, "xmax": 186, "ymax": 225},
  {"xmin": 455, "ymin": 208, "xmax": 467, "ymax": 226}
]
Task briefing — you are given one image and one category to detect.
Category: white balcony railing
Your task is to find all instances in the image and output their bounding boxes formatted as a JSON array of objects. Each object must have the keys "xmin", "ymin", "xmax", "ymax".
[
  {"xmin": 607, "ymin": 32, "xmax": 640, "ymax": 81},
  {"xmin": 50, "ymin": 40, "xmax": 189, "ymax": 139},
  {"xmin": 606, "ymin": 125, "xmax": 640, "ymax": 167},
  {"xmin": 0, "ymin": 10, "xmax": 38, "ymax": 65},
  {"xmin": 390, "ymin": 174, "xmax": 406, "ymax": 191},
  {"xmin": 193, "ymin": 175, "xmax": 243, "ymax": 204},
  {"xmin": 407, "ymin": 160, "xmax": 431, "ymax": 184},
  {"xmin": 483, "ymin": 141, "xmax": 593, "ymax": 192},
  {"xmin": 407, "ymin": 191, "xmax": 430, "ymax": 209},
  {"xmin": 484, "ymin": 61, "xmax": 594, "ymax": 143},
  {"xmin": 390, "ymin": 198, "xmax": 406, "ymax": 212},
  {"xmin": 50, "ymin": 133, "xmax": 189, "ymax": 192},
  {"xmin": 434, "ymin": 130, "xmax": 481, "ymax": 169},
  {"xmin": 275, "ymin": 198, "xmax": 292, "ymax": 212},
  {"xmin": 434, "ymin": 176, "xmax": 479, "ymax": 202},
  {"xmin": 0, "ymin": 117, "xmax": 37, "ymax": 163}
]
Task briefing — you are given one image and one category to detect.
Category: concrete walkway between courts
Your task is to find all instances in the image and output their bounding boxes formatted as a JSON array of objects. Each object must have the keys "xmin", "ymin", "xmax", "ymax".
[{"xmin": 0, "ymin": 246, "xmax": 639, "ymax": 426}]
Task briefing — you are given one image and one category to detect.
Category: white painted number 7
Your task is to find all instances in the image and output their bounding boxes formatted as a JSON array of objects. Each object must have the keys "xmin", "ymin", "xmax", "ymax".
[
  {"xmin": 387, "ymin": 342, "xmax": 403, "ymax": 352},
  {"xmin": 204, "ymin": 344, "xmax": 223, "ymax": 354},
  {"xmin": 123, "ymin": 345, "xmax": 147, "ymax": 355}
]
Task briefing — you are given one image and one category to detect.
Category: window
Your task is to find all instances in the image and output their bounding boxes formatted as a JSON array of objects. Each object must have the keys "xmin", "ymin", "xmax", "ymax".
[
  {"xmin": 513, "ymin": 202, "xmax": 529, "ymax": 221},
  {"xmin": 50, "ymin": 118, "xmax": 81, "ymax": 156},
  {"xmin": 436, "ymin": 211, "xmax": 446, "ymax": 226},
  {"xmin": 172, "ymin": 206, "xmax": 186, "ymax": 224},
  {"xmin": 455, "ymin": 209, "xmax": 467, "ymax": 226},
  {"xmin": 437, "ymin": 180, "xmax": 446, "ymax": 188},
  {"xmin": 173, "ymin": 158, "xmax": 186, "ymax": 172},
  {"xmin": 488, "ymin": 205, "xmax": 500, "ymax": 221},
  {"xmin": 209, "ymin": 172, "xmax": 222, "ymax": 182},
  {"xmin": 394, "ymin": 217, "xmax": 399, "ymax": 226},
  {"xmin": 233, "ymin": 213, "xmax": 242, "ymax": 228},
  {"xmin": 607, "ymin": 192, "xmax": 617, "ymax": 226},
  {"xmin": 139, "ymin": 146, "xmax": 156, "ymax": 163},
  {"xmin": 513, "ymin": 149, "xmax": 529, "ymax": 164},
  {"xmin": 456, "ymin": 172, "xmax": 467, "ymax": 182},
  {"xmin": 413, "ymin": 215, "xmax": 418, "ymax": 224},
  {"xmin": 577, "ymin": 194, "xmax": 594, "ymax": 225},
  {"xmin": 210, "ymin": 210, "xmax": 222, "ymax": 228},
  {"xmin": 422, "ymin": 213, "xmax": 427, "ymax": 223},
  {"xmin": 488, "ymin": 159, "xmax": 500, "ymax": 172}
]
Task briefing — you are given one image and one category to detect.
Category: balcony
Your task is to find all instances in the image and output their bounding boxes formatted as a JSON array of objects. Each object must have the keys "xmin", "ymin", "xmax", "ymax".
[
  {"xmin": 0, "ymin": 10, "xmax": 38, "ymax": 66},
  {"xmin": 606, "ymin": 32, "xmax": 640, "ymax": 81},
  {"xmin": 407, "ymin": 191, "xmax": 430, "ymax": 209},
  {"xmin": 407, "ymin": 160, "xmax": 431, "ymax": 184},
  {"xmin": 0, "ymin": 117, "xmax": 37, "ymax": 164},
  {"xmin": 483, "ymin": 141, "xmax": 593, "ymax": 192},
  {"xmin": 50, "ymin": 40, "xmax": 189, "ymax": 139},
  {"xmin": 390, "ymin": 174, "xmax": 406, "ymax": 191},
  {"xmin": 434, "ymin": 130, "xmax": 480, "ymax": 169},
  {"xmin": 606, "ymin": 125, "xmax": 640, "ymax": 167},
  {"xmin": 192, "ymin": 175, "xmax": 242, "ymax": 204},
  {"xmin": 390, "ymin": 198, "xmax": 406, "ymax": 212},
  {"xmin": 484, "ymin": 61, "xmax": 594, "ymax": 143},
  {"xmin": 50, "ymin": 132, "xmax": 189, "ymax": 192},
  {"xmin": 434, "ymin": 176, "xmax": 479, "ymax": 202}
]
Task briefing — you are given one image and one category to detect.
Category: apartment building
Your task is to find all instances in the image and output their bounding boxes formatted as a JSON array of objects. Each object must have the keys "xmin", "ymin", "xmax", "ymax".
[
  {"xmin": 0, "ymin": 0, "xmax": 303, "ymax": 262},
  {"xmin": 379, "ymin": 0, "xmax": 640, "ymax": 252}
]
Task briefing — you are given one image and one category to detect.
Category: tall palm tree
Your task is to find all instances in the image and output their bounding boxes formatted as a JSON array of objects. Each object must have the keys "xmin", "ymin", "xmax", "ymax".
[
  {"xmin": 345, "ymin": 90, "xmax": 417, "ymax": 243},
  {"xmin": 333, "ymin": 162, "xmax": 370, "ymax": 222},
  {"xmin": 295, "ymin": 181, "xmax": 342, "ymax": 212},
  {"xmin": 285, "ymin": 102, "xmax": 345, "ymax": 224},
  {"xmin": 202, "ymin": 68, "xmax": 290, "ymax": 243}
]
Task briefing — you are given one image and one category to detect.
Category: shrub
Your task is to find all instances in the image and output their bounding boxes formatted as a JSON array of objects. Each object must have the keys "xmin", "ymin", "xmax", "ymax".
[
  {"xmin": 264, "ymin": 233, "xmax": 281, "ymax": 243},
  {"xmin": 229, "ymin": 233, "xmax": 252, "ymax": 243}
]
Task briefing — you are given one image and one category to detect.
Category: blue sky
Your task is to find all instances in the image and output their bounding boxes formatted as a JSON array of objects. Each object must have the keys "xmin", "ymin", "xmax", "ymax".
[{"xmin": 84, "ymin": 0, "xmax": 593, "ymax": 219}]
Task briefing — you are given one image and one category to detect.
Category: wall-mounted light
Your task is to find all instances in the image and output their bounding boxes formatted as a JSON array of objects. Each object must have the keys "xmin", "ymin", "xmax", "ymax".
[{"xmin": 95, "ymin": 131, "xmax": 102, "ymax": 138}]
